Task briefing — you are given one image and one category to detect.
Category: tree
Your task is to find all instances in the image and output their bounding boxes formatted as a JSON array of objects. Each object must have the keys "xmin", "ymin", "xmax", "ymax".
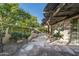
[
  {"xmin": 0, "ymin": 3, "xmax": 40, "ymax": 42},
  {"xmin": 0, "ymin": 3, "xmax": 32, "ymax": 32}
]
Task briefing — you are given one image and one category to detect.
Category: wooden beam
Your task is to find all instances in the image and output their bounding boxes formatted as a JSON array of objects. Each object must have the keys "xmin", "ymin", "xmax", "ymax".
[
  {"xmin": 49, "ymin": 17, "xmax": 67, "ymax": 25},
  {"xmin": 50, "ymin": 14, "xmax": 79, "ymax": 25},
  {"xmin": 50, "ymin": 16, "xmax": 66, "ymax": 20},
  {"xmin": 65, "ymin": 14, "xmax": 79, "ymax": 20},
  {"xmin": 53, "ymin": 3, "xmax": 66, "ymax": 16},
  {"xmin": 43, "ymin": 11, "xmax": 49, "ymax": 14},
  {"xmin": 43, "ymin": 4, "xmax": 79, "ymax": 26},
  {"xmin": 56, "ymin": 11, "xmax": 75, "ymax": 16},
  {"xmin": 46, "ymin": 4, "xmax": 66, "ymax": 25},
  {"xmin": 56, "ymin": 9, "xmax": 79, "ymax": 17},
  {"xmin": 49, "ymin": 17, "xmax": 66, "ymax": 25}
]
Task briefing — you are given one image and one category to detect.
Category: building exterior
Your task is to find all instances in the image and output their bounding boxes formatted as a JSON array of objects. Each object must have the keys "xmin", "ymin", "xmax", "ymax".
[{"xmin": 42, "ymin": 3, "xmax": 79, "ymax": 44}]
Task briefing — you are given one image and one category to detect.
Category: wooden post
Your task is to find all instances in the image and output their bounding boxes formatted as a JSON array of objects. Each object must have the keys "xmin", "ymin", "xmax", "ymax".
[
  {"xmin": 50, "ymin": 25, "xmax": 52, "ymax": 35},
  {"xmin": 47, "ymin": 19, "xmax": 50, "ymax": 34},
  {"xmin": 48, "ymin": 24, "xmax": 50, "ymax": 34}
]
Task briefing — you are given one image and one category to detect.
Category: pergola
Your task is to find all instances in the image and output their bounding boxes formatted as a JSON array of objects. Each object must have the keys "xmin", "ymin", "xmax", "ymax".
[{"xmin": 42, "ymin": 3, "xmax": 79, "ymax": 34}]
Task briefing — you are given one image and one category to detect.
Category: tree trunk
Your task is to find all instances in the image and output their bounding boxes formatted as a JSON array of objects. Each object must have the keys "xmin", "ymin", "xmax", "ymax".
[{"xmin": 2, "ymin": 27, "xmax": 11, "ymax": 44}]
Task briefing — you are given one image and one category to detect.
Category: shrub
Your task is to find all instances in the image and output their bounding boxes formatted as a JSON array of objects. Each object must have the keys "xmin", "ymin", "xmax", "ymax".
[
  {"xmin": 10, "ymin": 32, "xmax": 31, "ymax": 42},
  {"xmin": 53, "ymin": 31, "xmax": 64, "ymax": 40},
  {"xmin": 22, "ymin": 32, "xmax": 31, "ymax": 38}
]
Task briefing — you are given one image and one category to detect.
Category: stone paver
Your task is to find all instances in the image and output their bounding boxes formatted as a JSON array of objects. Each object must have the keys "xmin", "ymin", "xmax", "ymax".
[
  {"xmin": 15, "ymin": 34, "xmax": 79, "ymax": 56},
  {"xmin": 1, "ymin": 33, "xmax": 79, "ymax": 56}
]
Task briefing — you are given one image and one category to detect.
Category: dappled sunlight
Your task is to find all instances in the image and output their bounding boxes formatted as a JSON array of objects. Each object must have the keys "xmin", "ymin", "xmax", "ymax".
[{"xmin": 0, "ymin": 3, "xmax": 79, "ymax": 56}]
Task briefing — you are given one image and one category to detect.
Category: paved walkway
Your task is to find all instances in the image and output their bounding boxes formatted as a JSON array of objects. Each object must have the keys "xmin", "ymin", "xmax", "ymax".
[
  {"xmin": 14, "ymin": 33, "xmax": 79, "ymax": 56},
  {"xmin": 0, "ymin": 33, "xmax": 79, "ymax": 56}
]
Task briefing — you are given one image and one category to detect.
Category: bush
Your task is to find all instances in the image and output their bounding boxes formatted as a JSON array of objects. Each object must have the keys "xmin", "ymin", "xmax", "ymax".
[
  {"xmin": 22, "ymin": 32, "xmax": 31, "ymax": 38},
  {"xmin": 53, "ymin": 31, "xmax": 64, "ymax": 40},
  {"xmin": 10, "ymin": 32, "xmax": 31, "ymax": 42},
  {"xmin": 0, "ymin": 32, "xmax": 5, "ymax": 37}
]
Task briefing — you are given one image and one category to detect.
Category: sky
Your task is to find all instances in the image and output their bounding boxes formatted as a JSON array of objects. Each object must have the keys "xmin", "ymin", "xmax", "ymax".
[{"xmin": 19, "ymin": 3, "xmax": 46, "ymax": 23}]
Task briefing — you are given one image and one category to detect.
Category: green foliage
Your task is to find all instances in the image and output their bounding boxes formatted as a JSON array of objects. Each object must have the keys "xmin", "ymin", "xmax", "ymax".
[
  {"xmin": 10, "ymin": 32, "xmax": 22, "ymax": 41},
  {"xmin": 53, "ymin": 31, "xmax": 63, "ymax": 38},
  {"xmin": 23, "ymin": 32, "xmax": 31, "ymax": 38},
  {"xmin": 53, "ymin": 25, "xmax": 64, "ymax": 40},
  {"xmin": 0, "ymin": 3, "xmax": 40, "ymax": 42},
  {"xmin": 10, "ymin": 32, "xmax": 31, "ymax": 42},
  {"xmin": 0, "ymin": 4, "xmax": 39, "ymax": 30}
]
